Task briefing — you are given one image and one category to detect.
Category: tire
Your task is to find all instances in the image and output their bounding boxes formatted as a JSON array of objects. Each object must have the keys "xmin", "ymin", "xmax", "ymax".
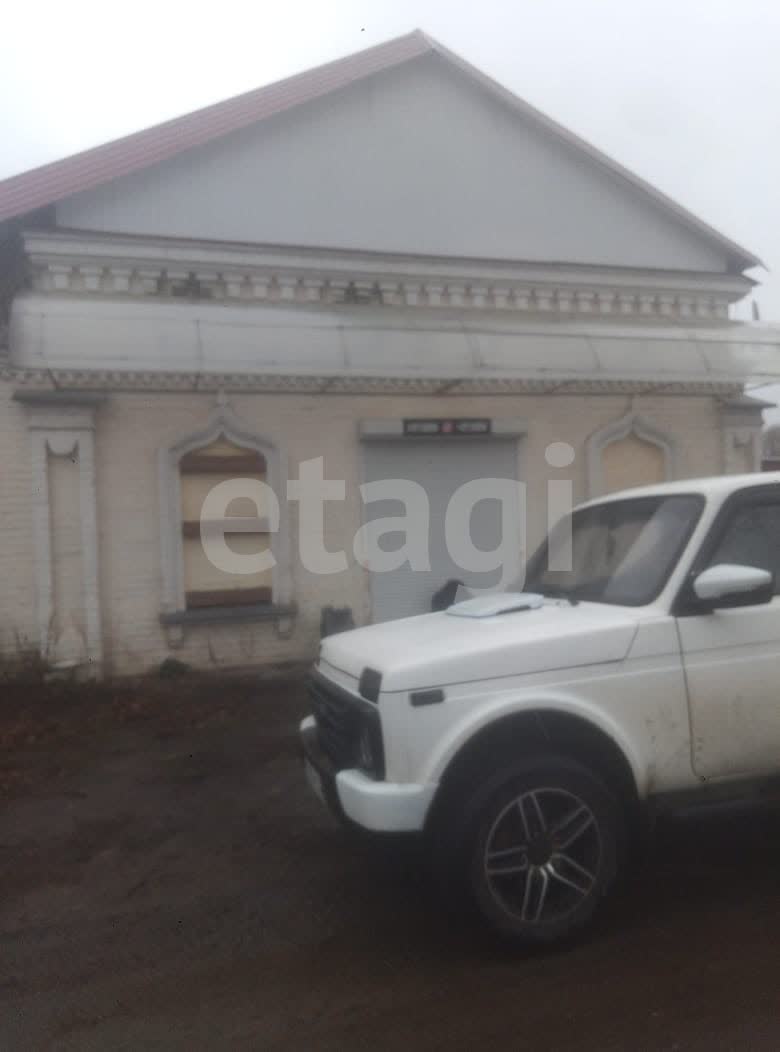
[{"xmin": 449, "ymin": 755, "xmax": 623, "ymax": 946}]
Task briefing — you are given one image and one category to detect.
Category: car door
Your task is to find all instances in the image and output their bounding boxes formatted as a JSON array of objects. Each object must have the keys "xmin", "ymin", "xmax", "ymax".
[{"xmin": 677, "ymin": 489, "xmax": 780, "ymax": 780}]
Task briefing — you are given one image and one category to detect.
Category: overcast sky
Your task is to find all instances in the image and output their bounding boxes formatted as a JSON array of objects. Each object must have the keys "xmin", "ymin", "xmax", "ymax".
[{"xmin": 3, "ymin": 0, "xmax": 780, "ymax": 412}]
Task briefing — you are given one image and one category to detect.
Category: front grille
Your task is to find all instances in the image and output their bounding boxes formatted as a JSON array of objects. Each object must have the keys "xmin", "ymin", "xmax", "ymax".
[
  {"xmin": 308, "ymin": 674, "xmax": 384, "ymax": 778},
  {"xmin": 309, "ymin": 677, "xmax": 360, "ymax": 769}
]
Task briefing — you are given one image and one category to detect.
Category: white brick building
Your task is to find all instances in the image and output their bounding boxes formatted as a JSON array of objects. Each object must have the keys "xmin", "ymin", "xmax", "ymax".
[{"xmin": 0, "ymin": 31, "xmax": 777, "ymax": 676}]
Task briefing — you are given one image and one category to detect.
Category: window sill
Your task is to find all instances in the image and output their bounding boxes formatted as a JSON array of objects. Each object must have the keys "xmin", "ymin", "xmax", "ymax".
[{"xmin": 160, "ymin": 602, "xmax": 297, "ymax": 627}]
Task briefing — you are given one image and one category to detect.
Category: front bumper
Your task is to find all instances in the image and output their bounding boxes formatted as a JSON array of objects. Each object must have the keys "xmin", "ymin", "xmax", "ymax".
[{"xmin": 300, "ymin": 716, "xmax": 435, "ymax": 833}]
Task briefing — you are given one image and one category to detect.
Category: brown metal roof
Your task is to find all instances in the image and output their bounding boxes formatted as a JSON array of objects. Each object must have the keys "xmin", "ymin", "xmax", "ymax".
[{"xmin": 0, "ymin": 29, "xmax": 762, "ymax": 270}]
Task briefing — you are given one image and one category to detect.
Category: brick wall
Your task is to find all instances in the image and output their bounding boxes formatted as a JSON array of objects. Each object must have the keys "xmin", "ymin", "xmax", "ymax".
[
  {"xmin": 0, "ymin": 382, "xmax": 728, "ymax": 675},
  {"xmin": 0, "ymin": 382, "xmax": 37, "ymax": 658}
]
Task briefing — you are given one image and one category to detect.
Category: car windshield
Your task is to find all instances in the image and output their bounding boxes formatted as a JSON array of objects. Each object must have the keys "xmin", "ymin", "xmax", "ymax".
[{"xmin": 524, "ymin": 494, "xmax": 704, "ymax": 607}]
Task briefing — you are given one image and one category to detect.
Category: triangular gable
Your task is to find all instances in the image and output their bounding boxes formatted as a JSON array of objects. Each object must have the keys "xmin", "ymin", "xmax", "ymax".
[{"xmin": 0, "ymin": 31, "xmax": 760, "ymax": 272}]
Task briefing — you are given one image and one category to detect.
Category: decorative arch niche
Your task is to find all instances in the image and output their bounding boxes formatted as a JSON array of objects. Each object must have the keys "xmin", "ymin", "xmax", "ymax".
[{"xmin": 587, "ymin": 411, "xmax": 676, "ymax": 499}]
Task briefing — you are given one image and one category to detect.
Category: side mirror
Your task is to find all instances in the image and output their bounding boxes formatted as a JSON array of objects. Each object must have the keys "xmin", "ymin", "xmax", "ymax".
[{"xmin": 692, "ymin": 563, "xmax": 774, "ymax": 609}]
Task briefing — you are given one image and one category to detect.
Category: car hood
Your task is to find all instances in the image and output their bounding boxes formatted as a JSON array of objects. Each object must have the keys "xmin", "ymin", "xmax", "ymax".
[{"xmin": 320, "ymin": 595, "xmax": 642, "ymax": 693}]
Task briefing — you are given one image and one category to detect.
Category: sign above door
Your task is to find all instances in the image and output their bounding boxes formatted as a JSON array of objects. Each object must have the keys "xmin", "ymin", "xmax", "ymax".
[{"xmin": 403, "ymin": 418, "xmax": 492, "ymax": 437}]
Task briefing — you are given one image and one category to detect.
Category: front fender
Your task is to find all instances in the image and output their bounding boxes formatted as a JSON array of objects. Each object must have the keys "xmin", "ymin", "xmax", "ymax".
[{"xmin": 420, "ymin": 690, "xmax": 647, "ymax": 798}]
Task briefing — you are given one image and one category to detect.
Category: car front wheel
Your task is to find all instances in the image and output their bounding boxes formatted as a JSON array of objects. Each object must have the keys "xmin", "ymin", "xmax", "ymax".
[{"xmin": 465, "ymin": 756, "xmax": 623, "ymax": 945}]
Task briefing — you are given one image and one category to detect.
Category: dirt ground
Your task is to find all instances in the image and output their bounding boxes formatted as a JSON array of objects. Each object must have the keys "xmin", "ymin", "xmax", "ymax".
[{"xmin": 0, "ymin": 672, "xmax": 778, "ymax": 1051}]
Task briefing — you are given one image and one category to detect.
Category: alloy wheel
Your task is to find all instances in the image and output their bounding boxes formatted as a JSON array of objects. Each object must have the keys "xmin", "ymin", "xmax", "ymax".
[{"xmin": 482, "ymin": 787, "xmax": 602, "ymax": 925}]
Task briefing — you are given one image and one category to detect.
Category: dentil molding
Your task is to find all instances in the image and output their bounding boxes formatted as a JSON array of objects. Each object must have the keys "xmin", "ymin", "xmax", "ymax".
[{"xmin": 22, "ymin": 231, "xmax": 744, "ymax": 323}]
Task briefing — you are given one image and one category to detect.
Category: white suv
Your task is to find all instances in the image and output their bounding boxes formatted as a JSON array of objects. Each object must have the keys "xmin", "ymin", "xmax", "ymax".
[{"xmin": 301, "ymin": 472, "xmax": 780, "ymax": 945}]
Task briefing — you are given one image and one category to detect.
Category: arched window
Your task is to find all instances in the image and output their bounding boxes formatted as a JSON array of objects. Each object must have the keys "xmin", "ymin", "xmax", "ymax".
[
  {"xmin": 159, "ymin": 404, "xmax": 292, "ymax": 619},
  {"xmin": 587, "ymin": 411, "xmax": 675, "ymax": 499},
  {"xmin": 600, "ymin": 432, "xmax": 666, "ymax": 495},
  {"xmin": 179, "ymin": 436, "xmax": 271, "ymax": 609}
]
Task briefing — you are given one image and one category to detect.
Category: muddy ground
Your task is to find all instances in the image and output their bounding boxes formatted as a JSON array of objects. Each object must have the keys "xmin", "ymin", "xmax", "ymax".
[{"xmin": 0, "ymin": 672, "xmax": 778, "ymax": 1050}]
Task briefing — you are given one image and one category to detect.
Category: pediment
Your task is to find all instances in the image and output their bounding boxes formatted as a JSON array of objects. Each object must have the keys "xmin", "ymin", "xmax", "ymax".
[{"xmin": 55, "ymin": 52, "xmax": 740, "ymax": 274}]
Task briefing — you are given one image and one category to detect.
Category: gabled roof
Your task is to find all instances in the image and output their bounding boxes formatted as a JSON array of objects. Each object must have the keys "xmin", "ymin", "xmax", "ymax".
[{"xmin": 0, "ymin": 30, "xmax": 761, "ymax": 270}]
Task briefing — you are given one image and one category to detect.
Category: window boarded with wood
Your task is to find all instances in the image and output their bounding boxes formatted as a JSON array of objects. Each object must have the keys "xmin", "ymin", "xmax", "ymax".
[{"xmin": 179, "ymin": 437, "xmax": 272, "ymax": 609}]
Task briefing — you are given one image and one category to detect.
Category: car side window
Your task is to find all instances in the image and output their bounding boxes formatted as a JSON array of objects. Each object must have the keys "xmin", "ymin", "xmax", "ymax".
[{"xmin": 706, "ymin": 502, "xmax": 780, "ymax": 593}]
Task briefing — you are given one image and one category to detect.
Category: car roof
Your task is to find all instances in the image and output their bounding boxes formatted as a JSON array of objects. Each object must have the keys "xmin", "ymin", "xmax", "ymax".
[{"xmin": 579, "ymin": 471, "xmax": 780, "ymax": 510}]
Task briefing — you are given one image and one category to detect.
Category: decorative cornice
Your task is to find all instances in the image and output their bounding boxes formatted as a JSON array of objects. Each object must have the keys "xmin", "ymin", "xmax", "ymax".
[
  {"xmin": 12, "ymin": 388, "xmax": 107, "ymax": 407},
  {"xmin": 22, "ymin": 230, "xmax": 748, "ymax": 324},
  {"xmin": 2, "ymin": 364, "xmax": 744, "ymax": 398}
]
